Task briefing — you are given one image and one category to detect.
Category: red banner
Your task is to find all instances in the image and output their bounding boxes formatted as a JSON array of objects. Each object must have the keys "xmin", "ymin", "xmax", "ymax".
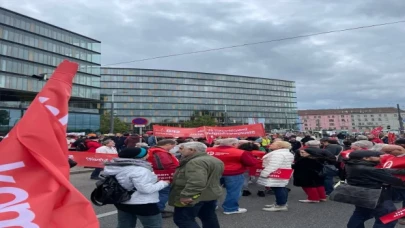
[
  {"xmin": 371, "ymin": 126, "xmax": 383, "ymax": 137},
  {"xmin": 250, "ymin": 167, "xmax": 294, "ymax": 179},
  {"xmin": 153, "ymin": 124, "xmax": 265, "ymax": 138},
  {"xmin": 68, "ymin": 152, "xmax": 117, "ymax": 168},
  {"xmin": 69, "ymin": 152, "xmax": 175, "ymax": 181},
  {"xmin": 380, "ymin": 208, "xmax": 405, "ymax": 224}
]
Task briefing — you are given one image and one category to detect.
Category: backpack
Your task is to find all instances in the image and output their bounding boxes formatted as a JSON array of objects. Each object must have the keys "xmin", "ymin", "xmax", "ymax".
[
  {"xmin": 90, "ymin": 176, "xmax": 136, "ymax": 206},
  {"xmin": 76, "ymin": 139, "xmax": 88, "ymax": 151}
]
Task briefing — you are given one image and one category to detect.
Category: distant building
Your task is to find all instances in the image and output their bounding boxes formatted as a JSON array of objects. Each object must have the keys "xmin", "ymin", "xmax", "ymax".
[
  {"xmin": 0, "ymin": 7, "xmax": 101, "ymax": 134},
  {"xmin": 101, "ymin": 68, "xmax": 298, "ymax": 130},
  {"xmin": 298, "ymin": 107, "xmax": 404, "ymax": 132}
]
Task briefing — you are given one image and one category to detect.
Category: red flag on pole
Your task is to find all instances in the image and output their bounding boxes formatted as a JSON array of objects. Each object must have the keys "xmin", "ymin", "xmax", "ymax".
[
  {"xmin": 0, "ymin": 60, "xmax": 99, "ymax": 227},
  {"xmin": 371, "ymin": 126, "xmax": 383, "ymax": 138}
]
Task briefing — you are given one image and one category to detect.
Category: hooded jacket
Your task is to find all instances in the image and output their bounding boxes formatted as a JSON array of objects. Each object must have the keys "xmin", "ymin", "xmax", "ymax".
[{"xmin": 103, "ymin": 158, "xmax": 169, "ymax": 205}]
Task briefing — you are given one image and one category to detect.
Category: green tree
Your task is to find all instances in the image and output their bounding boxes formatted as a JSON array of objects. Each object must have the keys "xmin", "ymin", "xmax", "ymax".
[
  {"xmin": 184, "ymin": 115, "xmax": 217, "ymax": 128},
  {"xmin": 100, "ymin": 112, "xmax": 130, "ymax": 133}
]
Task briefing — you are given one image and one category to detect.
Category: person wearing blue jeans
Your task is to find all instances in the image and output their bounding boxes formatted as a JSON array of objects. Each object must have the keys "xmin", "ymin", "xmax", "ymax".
[
  {"xmin": 158, "ymin": 185, "xmax": 171, "ymax": 217},
  {"xmin": 117, "ymin": 207, "xmax": 162, "ymax": 228},
  {"xmin": 347, "ymin": 199, "xmax": 397, "ymax": 228},
  {"xmin": 90, "ymin": 167, "xmax": 102, "ymax": 180},
  {"xmin": 323, "ymin": 173, "xmax": 335, "ymax": 195},
  {"xmin": 220, "ymin": 174, "xmax": 246, "ymax": 214},
  {"xmin": 173, "ymin": 200, "xmax": 220, "ymax": 228}
]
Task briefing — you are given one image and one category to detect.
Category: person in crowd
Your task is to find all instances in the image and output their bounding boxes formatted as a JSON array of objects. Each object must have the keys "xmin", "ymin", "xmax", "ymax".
[
  {"xmin": 395, "ymin": 138, "xmax": 405, "ymax": 149},
  {"xmin": 170, "ymin": 142, "xmax": 224, "ymax": 228},
  {"xmin": 320, "ymin": 138, "xmax": 343, "ymax": 156},
  {"xmin": 301, "ymin": 134, "xmax": 315, "ymax": 145},
  {"xmin": 207, "ymin": 138, "xmax": 257, "ymax": 214},
  {"xmin": 90, "ymin": 139, "xmax": 118, "ymax": 180},
  {"xmin": 289, "ymin": 136, "xmax": 301, "ymax": 153},
  {"xmin": 148, "ymin": 139, "xmax": 179, "ymax": 218},
  {"xmin": 103, "ymin": 147, "xmax": 170, "ymax": 228},
  {"xmin": 381, "ymin": 145, "xmax": 405, "ymax": 225},
  {"xmin": 147, "ymin": 132, "xmax": 157, "ymax": 147},
  {"xmin": 260, "ymin": 135, "xmax": 271, "ymax": 151},
  {"xmin": 292, "ymin": 148, "xmax": 327, "ymax": 203},
  {"xmin": 115, "ymin": 133, "xmax": 128, "ymax": 152},
  {"xmin": 136, "ymin": 142, "xmax": 149, "ymax": 148},
  {"xmin": 238, "ymin": 142, "xmax": 266, "ymax": 197},
  {"xmin": 85, "ymin": 136, "xmax": 102, "ymax": 153},
  {"xmin": 345, "ymin": 150, "xmax": 405, "ymax": 228},
  {"xmin": 258, "ymin": 141, "xmax": 294, "ymax": 212},
  {"xmin": 124, "ymin": 134, "xmax": 141, "ymax": 148},
  {"xmin": 342, "ymin": 139, "xmax": 352, "ymax": 151},
  {"xmin": 367, "ymin": 134, "xmax": 383, "ymax": 144},
  {"xmin": 96, "ymin": 139, "xmax": 118, "ymax": 154},
  {"xmin": 337, "ymin": 132, "xmax": 347, "ymax": 145}
]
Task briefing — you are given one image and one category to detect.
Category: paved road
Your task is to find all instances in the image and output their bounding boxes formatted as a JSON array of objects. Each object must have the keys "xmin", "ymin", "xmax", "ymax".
[{"xmin": 71, "ymin": 172, "xmax": 387, "ymax": 228}]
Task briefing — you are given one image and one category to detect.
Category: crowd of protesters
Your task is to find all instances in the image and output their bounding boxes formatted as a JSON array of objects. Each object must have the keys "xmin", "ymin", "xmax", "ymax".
[{"xmin": 67, "ymin": 130, "xmax": 405, "ymax": 228}]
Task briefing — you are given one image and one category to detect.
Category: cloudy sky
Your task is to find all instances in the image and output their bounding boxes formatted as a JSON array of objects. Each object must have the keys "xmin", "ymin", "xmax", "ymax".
[{"xmin": 1, "ymin": 0, "xmax": 405, "ymax": 110}]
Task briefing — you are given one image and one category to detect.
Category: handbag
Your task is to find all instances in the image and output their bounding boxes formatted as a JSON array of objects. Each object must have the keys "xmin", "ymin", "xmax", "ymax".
[{"xmin": 329, "ymin": 182, "xmax": 382, "ymax": 209}]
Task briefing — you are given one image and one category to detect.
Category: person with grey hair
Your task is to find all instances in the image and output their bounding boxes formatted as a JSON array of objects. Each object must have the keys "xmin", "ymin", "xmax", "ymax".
[
  {"xmin": 356, "ymin": 135, "xmax": 368, "ymax": 141},
  {"xmin": 207, "ymin": 138, "xmax": 257, "ymax": 215},
  {"xmin": 96, "ymin": 139, "xmax": 117, "ymax": 154},
  {"xmin": 170, "ymin": 142, "xmax": 224, "ymax": 228},
  {"xmin": 136, "ymin": 142, "xmax": 149, "ymax": 148},
  {"xmin": 352, "ymin": 140, "xmax": 374, "ymax": 150},
  {"xmin": 306, "ymin": 140, "xmax": 321, "ymax": 148}
]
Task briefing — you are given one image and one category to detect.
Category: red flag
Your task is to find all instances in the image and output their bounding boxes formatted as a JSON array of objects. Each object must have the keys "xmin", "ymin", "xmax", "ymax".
[
  {"xmin": 371, "ymin": 126, "xmax": 383, "ymax": 137},
  {"xmin": 0, "ymin": 60, "xmax": 99, "ymax": 227},
  {"xmin": 388, "ymin": 133, "xmax": 396, "ymax": 144}
]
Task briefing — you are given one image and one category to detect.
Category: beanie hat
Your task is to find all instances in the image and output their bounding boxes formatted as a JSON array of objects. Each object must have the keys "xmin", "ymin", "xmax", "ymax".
[
  {"xmin": 119, "ymin": 147, "xmax": 148, "ymax": 159},
  {"xmin": 349, "ymin": 150, "xmax": 383, "ymax": 159}
]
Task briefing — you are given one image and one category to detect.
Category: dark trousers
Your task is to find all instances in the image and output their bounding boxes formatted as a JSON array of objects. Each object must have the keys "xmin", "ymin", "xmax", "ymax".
[
  {"xmin": 272, "ymin": 187, "xmax": 289, "ymax": 205},
  {"xmin": 324, "ymin": 174, "xmax": 335, "ymax": 195},
  {"xmin": 90, "ymin": 168, "xmax": 102, "ymax": 178},
  {"xmin": 173, "ymin": 200, "xmax": 220, "ymax": 228},
  {"xmin": 347, "ymin": 200, "xmax": 397, "ymax": 228}
]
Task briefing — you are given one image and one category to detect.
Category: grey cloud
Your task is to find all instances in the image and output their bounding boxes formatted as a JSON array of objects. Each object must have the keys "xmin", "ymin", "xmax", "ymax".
[{"xmin": 1, "ymin": 0, "xmax": 405, "ymax": 110}]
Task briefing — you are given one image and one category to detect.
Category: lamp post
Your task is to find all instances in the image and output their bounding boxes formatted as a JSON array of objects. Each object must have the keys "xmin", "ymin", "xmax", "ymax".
[{"xmin": 110, "ymin": 91, "xmax": 116, "ymax": 134}]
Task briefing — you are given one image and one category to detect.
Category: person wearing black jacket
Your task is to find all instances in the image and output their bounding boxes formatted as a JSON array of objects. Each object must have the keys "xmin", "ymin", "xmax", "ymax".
[
  {"xmin": 345, "ymin": 150, "xmax": 405, "ymax": 228},
  {"xmin": 292, "ymin": 148, "xmax": 334, "ymax": 203}
]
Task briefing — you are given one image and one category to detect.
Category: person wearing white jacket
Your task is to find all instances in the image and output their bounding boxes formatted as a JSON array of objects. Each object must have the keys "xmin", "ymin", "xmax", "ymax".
[
  {"xmin": 103, "ymin": 147, "xmax": 170, "ymax": 228},
  {"xmin": 257, "ymin": 141, "xmax": 294, "ymax": 212}
]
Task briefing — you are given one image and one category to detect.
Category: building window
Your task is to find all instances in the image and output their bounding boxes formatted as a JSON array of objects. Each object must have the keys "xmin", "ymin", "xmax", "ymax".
[
  {"xmin": 352, "ymin": 123, "xmax": 355, "ymax": 126},
  {"xmin": 329, "ymin": 119, "xmax": 334, "ymax": 122},
  {"xmin": 341, "ymin": 115, "xmax": 344, "ymax": 117},
  {"xmin": 330, "ymin": 123, "xmax": 335, "ymax": 126},
  {"xmin": 378, "ymin": 118, "xmax": 382, "ymax": 121},
  {"xmin": 371, "ymin": 118, "xmax": 375, "ymax": 121},
  {"xmin": 364, "ymin": 115, "xmax": 367, "ymax": 117},
  {"xmin": 394, "ymin": 114, "xmax": 398, "ymax": 117},
  {"xmin": 305, "ymin": 127, "xmax": 308, "ymax": 130},
  {"xmin": 371, "ymin": 115, "xmax": 374, "ymax": 117},
  {"xmin": 341, "ymin": 119, "xmax": 345, "ymax": 122},
  {"xmin": 332, "ymin": 115, "xmax": 334, "ymax": 118}
]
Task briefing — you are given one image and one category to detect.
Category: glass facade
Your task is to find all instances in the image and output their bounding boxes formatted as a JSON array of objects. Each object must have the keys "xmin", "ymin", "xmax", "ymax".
[
  {"xmin": 101, "ymin": 68, "xmax": 298, "ymax": 130},
  {"xmin": 0, "ymin": 7, "xmax": 101, "ymax": 134}
]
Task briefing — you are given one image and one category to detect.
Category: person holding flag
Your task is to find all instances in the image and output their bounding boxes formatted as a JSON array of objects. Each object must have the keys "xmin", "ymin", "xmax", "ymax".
[{"xmin": 0, "ymin": 60, "xmax": 98, "ymax": 227}]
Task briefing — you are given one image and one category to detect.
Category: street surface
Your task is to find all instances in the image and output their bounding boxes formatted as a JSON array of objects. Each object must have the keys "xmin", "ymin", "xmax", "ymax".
[{"xmin": 71, "ymin": 172, "xmax": 387, "ymax": 228}]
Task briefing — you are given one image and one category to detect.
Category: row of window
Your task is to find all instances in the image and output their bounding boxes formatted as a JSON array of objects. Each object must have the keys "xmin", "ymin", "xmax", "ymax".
[
  {"xmin": 0, "ymin": 25, "xmax": 101, "ymax": 64},
  {"xmin": 104, "ymin": 94, "xmax": 295, "ymax": 104},
  {"xmin": 0, "ymin": 9, "xmax": 100, "ymax": 52},
  {"xmin": 104, "ymin": 100, "xmax": 296, "ymax": 110},
  {"xmin": 102, "ymin": 89, "xmax": 296, "ymax": 103},
  {"xmin": 0, "ymin": 40, "xmax": 100, "ymax": 75},
  {"xmin": 102, "ymin": 69, "xmax": 295, "ymax": 87},
  {"xmin": 101, "ymin": 82, "xmax": 296, "ymax": 98},
  {"xmin": 0, "ymin": 74, "xmax": 100, "ymax": 100},
  {"xmin": 0, "ymin": 58, "xmax": 101, "ymax": 87},
  {"xmin": 112, "ymin": 109, "xmax": 297, "ymax": 119},
  {"xmin": 101, "ymin": 75, "xmax": 295, "ymax": 92},
  {"xmin": 302, "ymin": 113, "xmax": 396, "ymax": 119}
]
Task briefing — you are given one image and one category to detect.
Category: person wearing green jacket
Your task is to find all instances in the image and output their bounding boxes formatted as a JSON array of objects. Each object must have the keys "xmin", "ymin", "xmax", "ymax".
[{"xmin": 169, "ymin": 142, "xmax": 224, "ymax": 228}]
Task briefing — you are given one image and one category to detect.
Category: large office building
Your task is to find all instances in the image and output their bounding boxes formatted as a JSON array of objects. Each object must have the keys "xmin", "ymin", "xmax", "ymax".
[
  {"xmin": 0, "ymin": 7, "xmax": 101, "ymax": 134},
  {"xmin": 101, "ymin": 68, "xmax": 298, "ymax": 131}
]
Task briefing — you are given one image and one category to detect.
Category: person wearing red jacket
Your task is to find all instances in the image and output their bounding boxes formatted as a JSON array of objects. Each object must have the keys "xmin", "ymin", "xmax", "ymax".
[
  {"xmin": 207, "ymin": 138, "xmax": 257, "ymax": 215},
  {"xmin": 86, "ymin": 136, "xmax": 103, "ymax": 180},
  {"xmin": 147, "ymin": 139, "xmax": 178, "ymax": 218},
  {"xmin": 381, "ymin": 145, "xmax": 405, "ymax": 225}
]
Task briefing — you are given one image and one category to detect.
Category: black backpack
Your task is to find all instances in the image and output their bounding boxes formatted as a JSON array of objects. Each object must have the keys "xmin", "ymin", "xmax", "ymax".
[{"xmin": 90, "ymin": 176, "xmax": 136, "ymax": 206}]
